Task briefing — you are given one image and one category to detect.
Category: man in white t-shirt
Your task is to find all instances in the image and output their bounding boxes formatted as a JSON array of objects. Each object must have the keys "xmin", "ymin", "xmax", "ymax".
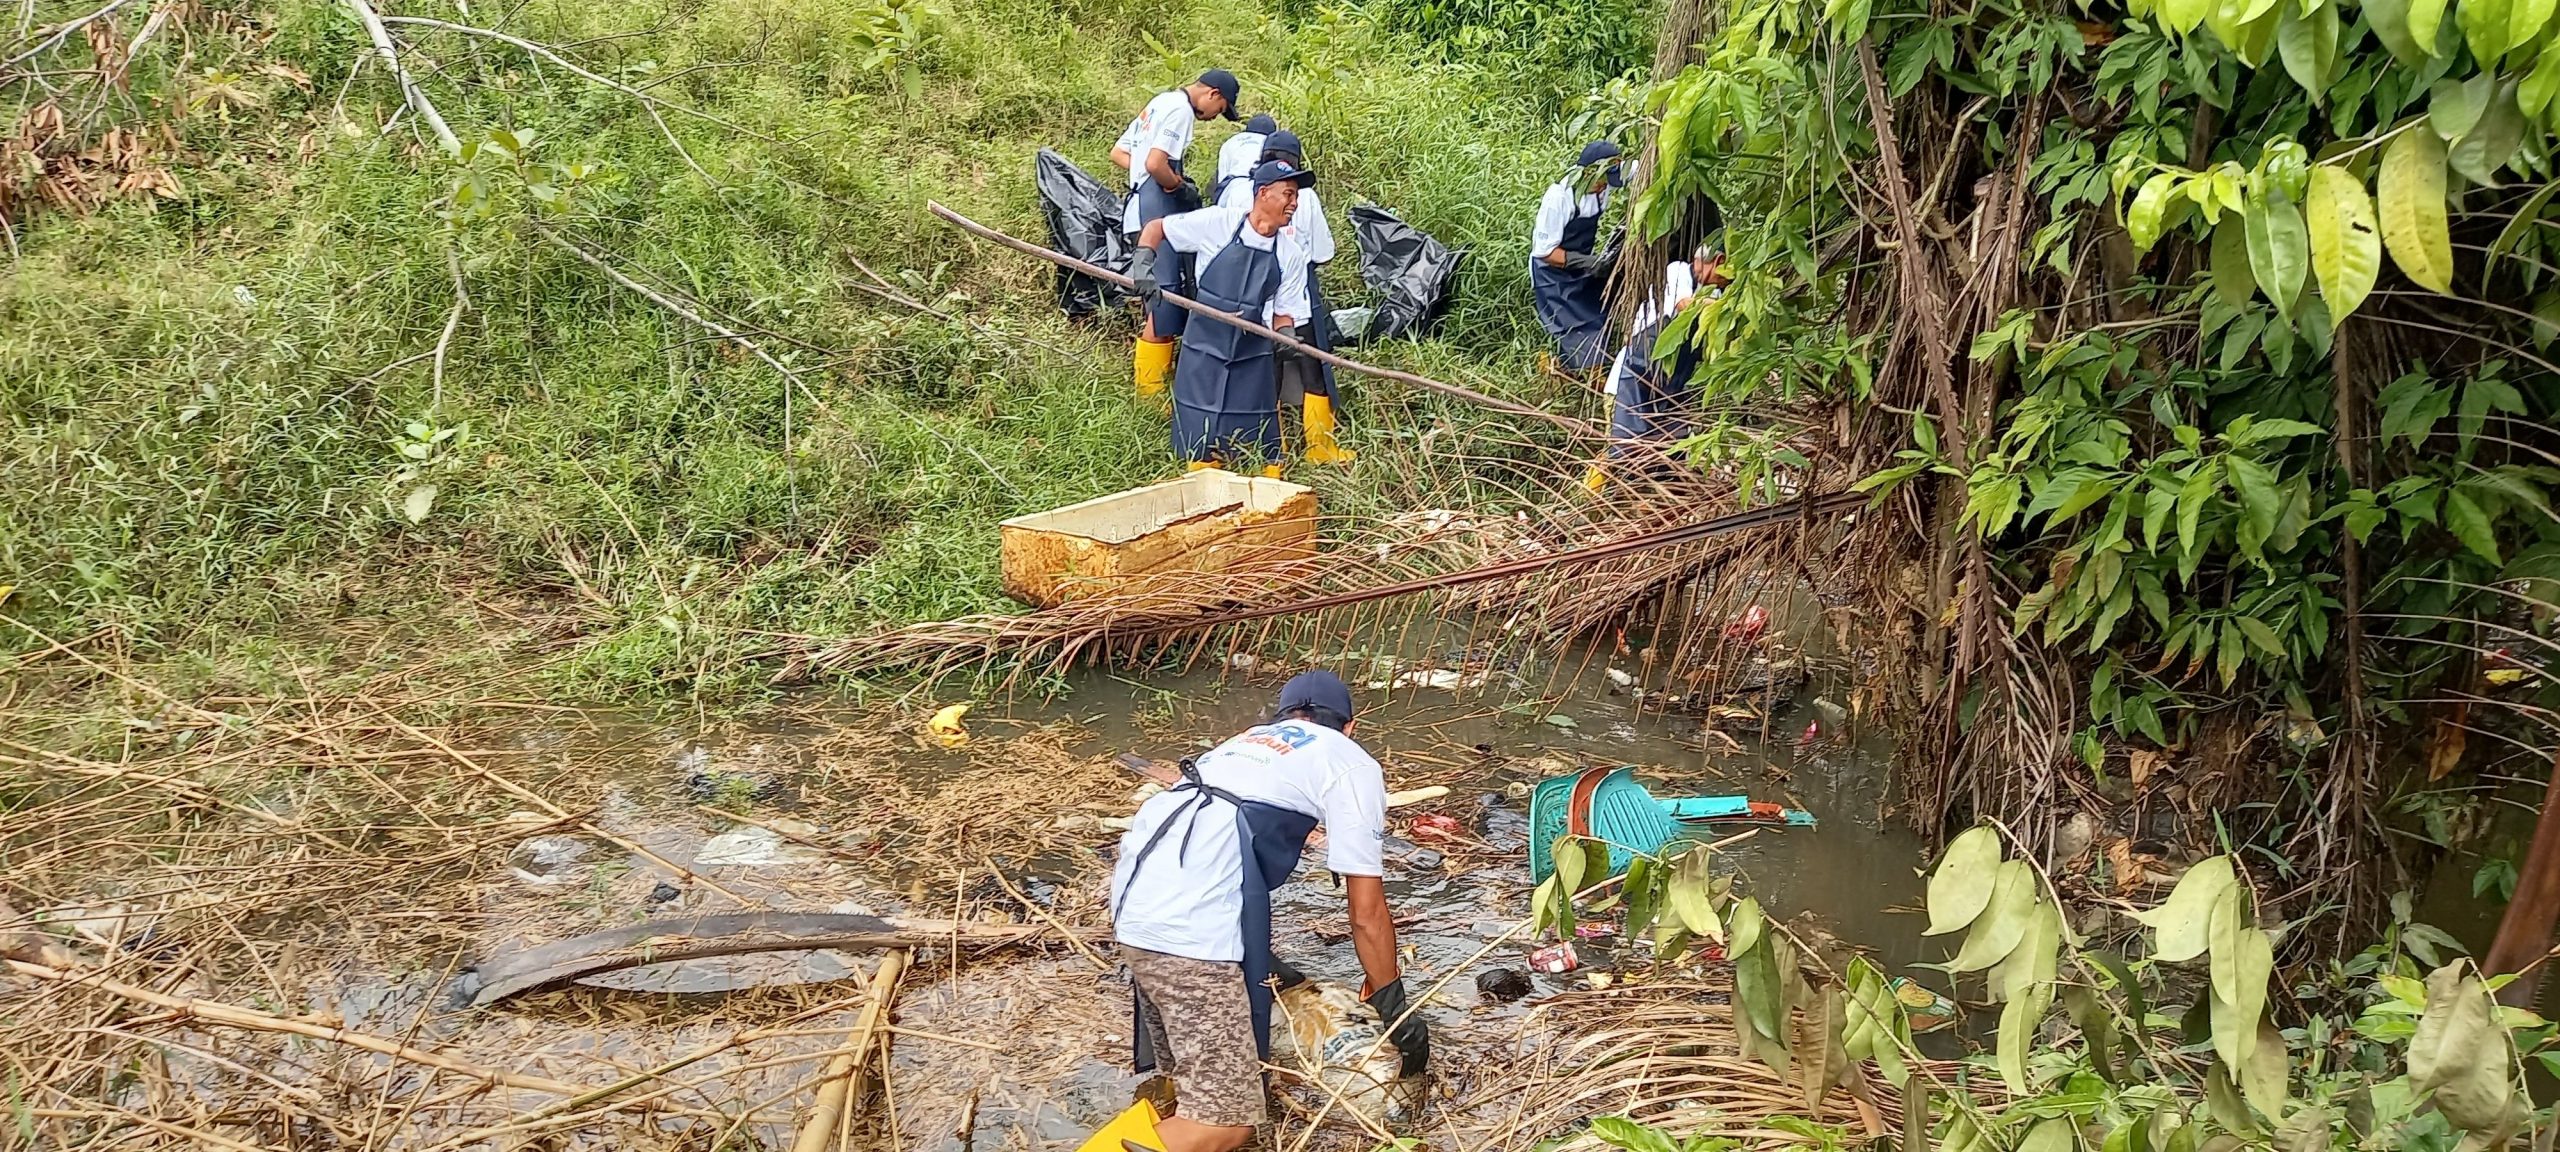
[
  {"xmin": 1106, "ymin": 671, "xmax": 1425, "ymax": 1152},
  {"xmin": 1113, "ymin": 68, "xmax": 1242, "ymax": 398},
  {"xmin": 1130, "ymin": 159, "xmax": 1315, "ymax": 474}
]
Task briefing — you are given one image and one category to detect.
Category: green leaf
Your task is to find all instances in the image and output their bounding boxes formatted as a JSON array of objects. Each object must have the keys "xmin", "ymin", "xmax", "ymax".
[
  {"xmin": 2461, "ymin": 0, "xmax": 2519, "ymax": 63},
  {"xmin": 1555, "ymin": 834, "xmax": 1588, "ymax": 896},
  {"xmin": 2513, "ymin": 0, "xmax": 2558, "ymax": 52},
  {"xmin": 1669, "ymin": 845, "xmax": 1722, "ymax": 939},
  {"xmin": 2128, "ymin": 172, "xmax": 2181, "ymax": 251},
  {"xmin": 2449, "ymin": 77, "xmax": 2526, "ymax": 187},
  {"xmin": 1949, "ymin": 859, "xmax": 2039, "ymax": 972},
  {"xmin": 2278, "ymin": 0, "xmax": 2341, "ymax": 98},
  {"xmin": 2305, "ymin": 165, "xmax": 2382, "ymax": 318},
  {"xmin": 2226, "ymin": 455, "xmax": 2285, "ymax": 554},
  {"xmin": 2380, "ymin": 128, "xmax": 2457, "ymax": 294},
  {"xmin": 2244, "ymin": 193, "xmax": 2310, "ymax": 322},
  {"xmin": 2130, "ymin": 855, "xmax": 2236, "ymax": 962},
  {"xmin": 2409, "ymin": 0, "xmax": 2452, "ymax": 50},
  {"xmin": 2242, "ymin": 1017, "xmax": 2289, "ymax": 1118},
  {"xmin": 2445, "ymin": 488, "xmax": 2502, "ymax": 563},
  {"xmin": 1730, "ymin": 892, "xmax": 1767, "ymax": 958},
  {"xmin": 2165, "ymin": 0, "xmax": 2214, "ymax": 35},
  {"xmin": 2019, "ymin": 1118, "xmax": 2076, "ymax": 1152},
  {"xmin": 2236, "ymin": 616, "xmax": 2287, "ymax": 658},
  {"xmin": 2433, "ymin": 75, "xmax": 2494, "ymax": 140},
  {"xmin": 2490, "ymin": 182, "xmax": 2559, "ymax": 267},
  {"xmin": 2524, "ymin": 41, "xmax": 2560, "ymax": 119},
  {"xmin": 1925, "ymin": 825, "xmax": 2004, "ymax": 935},
  {"xmin": 2211, "ymin": 217, "xmax": 2258, "ymax": 306},
  {"xmin": 1532, "ymin": 874, "xmax": 1560, "ymax": 936},
  {"xmin": 1998, "ymin": 981, "xmax": 2053, "ymax": 1095},
  {"xmin": 1591, "ymin": 1116, "xmax": 1681, "ymax": 1152},
  {"xmin": 402, "ymin": 484, "xmax": 439, "ymax": 525},
  {"xmin": 2367, "ymin": 0, "xmax": 2432, "ymax": 61}
]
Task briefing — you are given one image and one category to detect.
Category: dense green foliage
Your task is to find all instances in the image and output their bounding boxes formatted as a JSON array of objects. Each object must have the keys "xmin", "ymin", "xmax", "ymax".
[
  {"xmin": 1632, "ymin": 0, "xmax": 2560, "ymax": 860},
  {"xmin": 1, "ymin": 0, "xmax": 1602, "ymax": 694}
]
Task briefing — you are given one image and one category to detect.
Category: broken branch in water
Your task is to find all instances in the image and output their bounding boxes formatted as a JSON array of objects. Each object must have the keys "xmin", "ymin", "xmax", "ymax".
[
  {"xmin": 466, "ymin": 912, "xmax": 1070, "ymax": 1006},
  {"xmin": 788, "ymin": 948, "xmax": 907, "ymax": 1152},
  {"xmin": 925, "ymin": 201, "xmax": 1596, "ymax": 437},
  {"xmin": 2, "ymin": 957, "xmax": 589, "ymax": 1098}
]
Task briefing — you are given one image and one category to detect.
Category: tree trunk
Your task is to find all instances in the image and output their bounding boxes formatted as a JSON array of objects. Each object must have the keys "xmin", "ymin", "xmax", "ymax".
[{"xmin": 2485, "ymin": 751, "xmax": 2560, "ymax": 1006}]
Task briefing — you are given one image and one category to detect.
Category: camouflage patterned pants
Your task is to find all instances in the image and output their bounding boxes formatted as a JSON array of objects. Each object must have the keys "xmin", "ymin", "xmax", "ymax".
[{"xmin": 1122, "ymin": 945, "xmax": 1268, "ymax": 1127}]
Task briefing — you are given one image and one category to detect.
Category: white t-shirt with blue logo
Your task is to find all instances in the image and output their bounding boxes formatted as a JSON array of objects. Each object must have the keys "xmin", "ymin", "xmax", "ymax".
[{"xmin": 1109, "ymin": 721, "xmax": 1387, "ymax": 963}]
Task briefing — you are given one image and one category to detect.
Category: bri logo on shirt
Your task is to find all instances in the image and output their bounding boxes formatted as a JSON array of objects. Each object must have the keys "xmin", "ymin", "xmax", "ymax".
[{"xmin": 1241, "ymin": 723, "xmax": 1318, "ymax": 754}]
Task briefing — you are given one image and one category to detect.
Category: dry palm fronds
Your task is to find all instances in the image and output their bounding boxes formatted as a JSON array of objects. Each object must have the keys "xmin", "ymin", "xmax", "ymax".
[{"xmin": 1459, "ymin": 983, "xmax": 1986, "ymax": 1151}]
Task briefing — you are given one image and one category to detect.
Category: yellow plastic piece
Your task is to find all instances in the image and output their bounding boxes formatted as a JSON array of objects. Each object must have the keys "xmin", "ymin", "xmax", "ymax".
[
  {"xmin": 1134, "ymin": 339, "xmax": 1175, "ymax": 397},
  {"xmin": 1581, "ymin": 465, "xmax": 1608, "ymax": 494},
  {"xmin": 1260, "ymin": 464, "xmax": 1285, "ymax": 479},
  {"xmin": 927, "ymin": 703, "xmax": 971, "ymax": 748},
  {"xmin": 1076, "ymin": 1099, "xmax": 1166, "ymax": 1152},
  {"xmin": 1185, "ymin": 459, "xmax": 1219, "ymax": 472},
  {"xmin": 1302, "ymin": 394, "xmax": 1355, "ymax": 465}
]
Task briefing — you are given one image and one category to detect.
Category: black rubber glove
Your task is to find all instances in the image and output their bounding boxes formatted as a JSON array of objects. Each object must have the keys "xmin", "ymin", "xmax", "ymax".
[
  {"xmin": 1128, "ymin": 244, "xmax": 1160, "ymax": 298},
  {"xmin": 1364, "ymin": 978, "xmax": 1430, "ymax": 1077},
  {"xmin": 1177, "ymin": 177, "xmax": 1202, "ymax": 211},
  {"xmin": 1561, "ymin": 249, "xmax": 1608, "ymax": 275},
  {"xmin": 1269, "ymin": 955, "xmax": 1310, "ymax": 990}
]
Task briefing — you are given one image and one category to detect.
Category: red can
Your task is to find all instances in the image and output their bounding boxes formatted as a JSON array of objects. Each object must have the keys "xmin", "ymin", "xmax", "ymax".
[{"xmin": 1528, "ymin": 942, "xmax": 1580, "ymax": 974}]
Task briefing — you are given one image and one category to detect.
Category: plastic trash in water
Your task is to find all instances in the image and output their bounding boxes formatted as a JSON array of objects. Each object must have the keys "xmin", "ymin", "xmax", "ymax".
[
  {"xmin": 928, "ymin": 703, "xmax": 971, "ymax": 748},
  {"xmin": 1528, "ymin": 941, "xmax": 1580, "ymax": 973}
]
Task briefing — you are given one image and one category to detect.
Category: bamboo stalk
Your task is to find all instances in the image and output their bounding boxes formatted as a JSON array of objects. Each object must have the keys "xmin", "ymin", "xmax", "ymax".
[{"xmin": 789, "ymin": 948, "xmax": 909, "ymax": 1152}]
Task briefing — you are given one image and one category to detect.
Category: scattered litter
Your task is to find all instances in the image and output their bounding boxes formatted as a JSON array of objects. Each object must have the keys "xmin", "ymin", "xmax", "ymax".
[
  {"xmin": 2054, "ymin": 810, "xmax": 2100, "ymax": 865},
  {"xmin": 1406, "ymin": 813, "xmax": 1467, "ymax": 846},
  {"xmin": 647, "ymin": 881, "xmax": 682, "ymax": 905},
  {"xmin": 1605, "ymin": 668, "xmax": 1635, "ymax": 688},
  {"xmin": 1503, "ymin": 780, "xmax": 1534, "ymax": 801},
  {"xmin": 506, "ymin": 835, "xmax": 592, "ymax": 886},
  {"xmin": 1476, "ymin": 967, "xmax": 1534, "ymax": 1002},
  {"xmin": 1586, "ymin": 971, "xmax": 1615, "ymax": 990},
  {"xmin": 678, "ymin": 744, "xmax": 782, "ymax": 803},
  {"xmin": 694, "ymin": 826, "xmax": 822, "ymax": 867},
  {"xmin": 1227, "ymin": 652, "xmax": 1257, "ymax": 669},
  {"xmin": 1542, "ymin": 714, "xmax": 1578, "ymax": 730},
  {"xmin": 1131, "ymin": 780, "xmax": 1165, "ymax": 804},
  {"xmin": 928, "ymin": 703, "xmax": 972, "ymax": 748},
  {"xmin": 1405, "ymin": 847, "xmax": 1445, "ymax": 870},
  {"xmin": 1812, "ymin": 696, "xmax": 1847, "ymax": 722},
  {"xmin": 1573, "ymin": 921, "xmax": 1617, "ymax": 940},
  {"xmin": 1528, "ymin": 941, "xmax": 1580, "ymax": 974},
  {"xmin": 1722, "ymin": 603, "xmax": 1770, "ymax": 644},
  {"xmin": 1100, "ymin": 815, "xmax": 1134, "ymax": 832},
  {"xmin": 1385, "ymin": 785, "xmax": 1449, "ymax": 808},
  {"xmin": 1270, "ymin": 977, "xmax": 1419, "ymax": 1127}
]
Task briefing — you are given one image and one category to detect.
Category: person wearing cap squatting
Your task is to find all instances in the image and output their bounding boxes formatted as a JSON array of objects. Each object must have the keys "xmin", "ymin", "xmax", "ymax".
[
  {"xmin": 1102, "ymin": 671, "xmax": 1428, "ymax": 1152},
  {"xmin": 1219, "ymin": 129, "xmax": 1350, "ymax": 466},
  {"xmin": 1129, "ymin": 157, "xmax": 1314, "ymax": 476},
  {"xmin": 1212, "ymin": 113, "xmax": 1277, "ymax": 205},
  {"xmin": 1112, "ymin": 69, "xmax": 1242, "ymax": 399},
  {"xmin": 1529, "ymin": 140, "xmax": 1624, "ymax": 373}
]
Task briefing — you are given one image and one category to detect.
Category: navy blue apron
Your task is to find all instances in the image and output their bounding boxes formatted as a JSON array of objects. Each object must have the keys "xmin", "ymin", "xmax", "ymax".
[
  {"xmin": 1170, "ymin": 217, "xmax": 1283, "ymax": 464},
  {"xmin": 1530, "ymin": 189, "xmax": 1611, "ymax": 370},
  {"xmin": 1118, "ymin": 757, "xmax": 1320, "ymax": 1070},
  {"xmin": 1608, "ymin": 315, "xmax": 1702, "ymax": 459},
  {"xmin": 1131, "ymin": 158, "xmax": 1202, "ymax": 338}
]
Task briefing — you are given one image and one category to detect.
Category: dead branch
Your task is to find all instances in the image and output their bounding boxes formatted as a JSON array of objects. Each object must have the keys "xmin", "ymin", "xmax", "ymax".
[
  {"xmin": 340, "ymin": 0, "xmax": 457, "ymax": 152},
  {"xmin": 788, "ymin": 948, "xmax": 907, "ymax": 1152},
  {"xmin": 1, "ymin": 0, "xmax": 135, "ymax": 72},
  {"xmin": 466, "ymin": 912, "xmax": 1065, "ymax": 1006}
]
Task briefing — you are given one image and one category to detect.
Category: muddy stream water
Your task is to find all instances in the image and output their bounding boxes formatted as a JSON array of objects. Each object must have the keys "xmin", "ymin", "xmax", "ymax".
[{"xmin": 286, "ymin": 632, "xmax": 1934, "ymax": 1151}]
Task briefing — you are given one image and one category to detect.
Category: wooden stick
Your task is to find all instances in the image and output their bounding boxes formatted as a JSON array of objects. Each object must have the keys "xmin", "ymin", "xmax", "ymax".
[
  {"xmin": 981, "ymin": 861, "xmax": 1112, "ymax": 973},
  {"xmin": 340, "ymin": 0, "xmax": 456, "ymax": 151},
  {"xmin": 3, "ymin": 958, "xmax": 590, "ymax": 1098},
  {"xmin": 923, "ymin": 201, "xmax": 1596, "ymax": 435},
  {"xmin": 789, "ymin": 948, "xmax": 908, "ymax": 1152}
]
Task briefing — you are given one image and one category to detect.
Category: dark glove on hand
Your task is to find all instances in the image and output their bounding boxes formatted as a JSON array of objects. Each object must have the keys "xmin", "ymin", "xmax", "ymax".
[
  {"xmin": 1562, "ymin": 249, "xmax": 1608, "ymax": 276},
  {"xmin": 1364, "ymin": 978, "xmax": 1430, "ymax": 1078},
  {"xmin": 1128, "ymin": 244, "xmax": 1160, "ymax": 297},
  {"xmin": 1177, "ymin": 177, "xmax": 1203, "ymax": 210}
]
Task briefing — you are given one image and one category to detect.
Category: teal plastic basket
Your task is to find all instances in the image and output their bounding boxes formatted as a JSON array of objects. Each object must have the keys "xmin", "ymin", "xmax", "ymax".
[{"xmin": 1525, "ymin": 766, "xmax": 1816, "ymax": 883}]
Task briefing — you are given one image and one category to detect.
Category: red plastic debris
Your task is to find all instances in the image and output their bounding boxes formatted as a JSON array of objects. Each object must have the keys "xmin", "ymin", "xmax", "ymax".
[
  {"xmin": 1528, "ymin": 942, "xmax": 1580, "ymax": 973},
  {"xmin": 1722, "ymin": 604, "xmax": 1770, "ymax": 644},
  {"xmin": 1407, "ymin": 813, "xmax": 1467, "ymax": 845}
]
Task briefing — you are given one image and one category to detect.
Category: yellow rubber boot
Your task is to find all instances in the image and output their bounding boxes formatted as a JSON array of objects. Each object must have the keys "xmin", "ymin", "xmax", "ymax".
[
  {"xmin": 1134, "ymin": 339, "xmax": 1174, "ymax": 398},
  {"xmin": 1075, "ymin": 1099, "xmax": 1165, "ymax": 1152},
  {"xmin": 1302, "ymin": 393, "xmax": 1356, "ymax": 465}
]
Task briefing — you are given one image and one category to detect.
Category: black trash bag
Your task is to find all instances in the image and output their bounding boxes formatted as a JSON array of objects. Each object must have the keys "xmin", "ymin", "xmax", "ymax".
[
  {"xmin": 1034, "ymin": 148, "xmax": 1134, "ymax": 317},
  {"xmin": 1349, "ymin": 204, "xmax": 1465, "ymax": 341}
]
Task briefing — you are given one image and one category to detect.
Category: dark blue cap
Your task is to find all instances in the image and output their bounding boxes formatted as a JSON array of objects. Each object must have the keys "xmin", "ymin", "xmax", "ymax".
[
  {"xmin": 1198, "ymin": 69, "xmax": 1242, "ymax": 120},
  {"xmin": 1576, "ymin": 140, "xmax": 1622, "ymax": 168},
  {"xmin": 1244, "ymin": 112, "xmax": 1278, "ymax": 135},
  {"xmin": 1274, "ymin": 670, "xmax": 1355, "ymax": 728},
  {"xmin": 1261, "ymin": 129, "xmax": 1304, "ymax": 162},
  {"xmin": 1250, "ymin": 158, "xmax": 1315, "ymax": 190}
]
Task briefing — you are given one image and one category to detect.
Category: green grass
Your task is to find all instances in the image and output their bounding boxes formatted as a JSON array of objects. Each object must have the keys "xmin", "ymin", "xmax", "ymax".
[{"xmin": 1, "ymin": 0, "xmax": 1622, "ymax": 699}]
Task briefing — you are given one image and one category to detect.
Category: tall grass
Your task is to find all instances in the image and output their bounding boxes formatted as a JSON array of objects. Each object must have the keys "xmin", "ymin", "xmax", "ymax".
[{"xmin": 0, "ymin": 0, "xmax": 1623, "ymax": 698}]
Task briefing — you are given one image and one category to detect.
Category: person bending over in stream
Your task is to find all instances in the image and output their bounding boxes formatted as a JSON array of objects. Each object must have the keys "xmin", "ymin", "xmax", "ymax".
[{"xmin": 1104, "ymin": 670, "xmax": 1429, "ymax": 1152}]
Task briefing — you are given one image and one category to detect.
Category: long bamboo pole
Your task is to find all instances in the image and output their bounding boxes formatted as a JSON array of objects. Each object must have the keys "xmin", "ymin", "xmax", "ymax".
[
  {"xmin": 788, "ymin": 948, "xmax": 909, "ymax": 1152},
  {"xmin": 923, "ymin": 201, "xmax": 1595, "ymax": 436}
]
